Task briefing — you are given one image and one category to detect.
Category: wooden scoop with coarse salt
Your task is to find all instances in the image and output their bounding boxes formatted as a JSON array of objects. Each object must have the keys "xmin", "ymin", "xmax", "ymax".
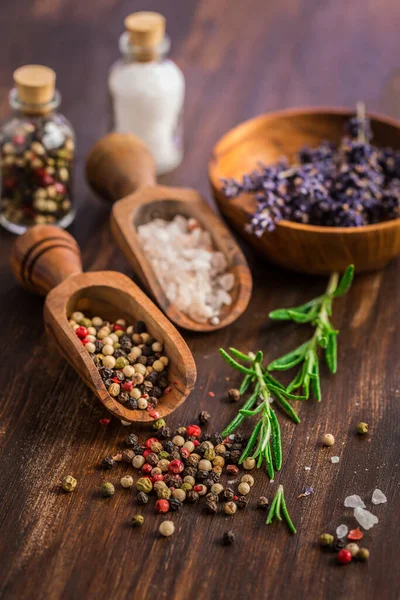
[
  {"xmin": 11, "ymin": 225, "xmax": 196, "ymax": 423},
  {"xmin": 85, "ymin": 133, "xmax": 253, "ymax": 332}
]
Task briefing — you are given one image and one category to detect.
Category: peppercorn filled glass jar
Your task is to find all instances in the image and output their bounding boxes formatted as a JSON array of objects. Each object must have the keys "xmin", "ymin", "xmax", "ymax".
[
  {"xmin": 108, "ymin": 12, "xmax": 185, "ymax": 175},
  {"xmin": 0, "ymin": 65, "xmax": 75, "ymax": 234}
]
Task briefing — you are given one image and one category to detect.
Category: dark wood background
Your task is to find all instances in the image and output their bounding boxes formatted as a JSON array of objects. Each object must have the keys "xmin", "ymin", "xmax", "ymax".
[{"xmin": 0, "ymin": 1, "xmax": 399, "ymax": 599}]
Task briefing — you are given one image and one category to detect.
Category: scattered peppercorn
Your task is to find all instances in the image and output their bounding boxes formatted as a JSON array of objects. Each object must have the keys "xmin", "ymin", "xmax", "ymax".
[
  {"xmin": 337, "ymin": 549, "xmax": 352, "ymax": 565},
  {"xmin": 321, "ymin": 433, "xmax": 335, "ymax": 446},
  {"xmin": 136, "ymin": 492, "xmax": 149, "ymax": 505},
  {"xmin": 61, "ymin": 475, "xmax": 77, "ymax": 492},
  {"xmin": 242, "ymin": 458, "xmax": 256, "ymax": 470},
  {"xmin": 205, "ymin": 498, "xmax": 218, "ymax": 513},
  {"xmin": 320, "ymin": 533, "xmax": 334, "ymax": 546},
  {"xmin": 125, "ymin": 433, "xmax": 139, "ymax": 446},
  {"xmin": 186, "ymin": 490, "xmax": 199, "ymax": 503},
  {"xmin": 101, "ymin": 482, "xmax": 115, "ymax": 497},
  {"xmin": 238, "ymin": 482, "xmax": 250, "ymax": 496},
  {"xmin": 257, "ymin": 496, "xmax": 269, "ymax": 510},
  {"xmin": 121, "ymin": 475, "xmax": 134, "ymax": 488},
  {"xmin": 358, "ymin": 548, "xmax": 370, "ymax": 561},
  {"xmin": 136, "ymin": 477, "xmax": 153, "ymax": 494},
  {"xmin": 199, "ymin": 410, "xmax": 211, "ymax": 424},
  {"xmin": 228, "ymin": 388, "xmax": 241, "ymax": 402},
  {"xmin": 101, "ymin": 456, "xmax": 115, "ymax": 470},
  {"xmin": 345, "ymin": 543, "xmax": 360, "ymax": 557},
  {"xmin": 356, "ymin": 422, "xmax": 369, "ymax": 434},
  {"xmin": 236, "ymin": 496, "xmax": 248, "ymax": 509},
  {"xmin": 159, "ymin": 520, "xmax": 175, "ymax": 537},
  {"xmin": 222, "ymin": 530, "xmax": 235, "ymax": 545},
  {"xmin": 224, "ymin": 501, "xmax": 237, "ymax": 515},
  {"xmin": 132, "ymin": 514, "xmax": 144, "ymax": 527},
  {"xmin": 155, "ymin": 499, "xmax": 170, "ymax": 513},
  {"xmin": 169, "ymin": 497, "xmax": 183, "ymax": 511},
  {"xmin": 222, "ymin": 488, "xmax": 235, "ymax": 501}
]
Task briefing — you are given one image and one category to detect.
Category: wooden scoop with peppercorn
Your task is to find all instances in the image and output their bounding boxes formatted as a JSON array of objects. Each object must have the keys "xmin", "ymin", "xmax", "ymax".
[
  {"xmin": 11, "ymin": 225, "xmax": 196, "ymax": 423},
  {"xmin": 85, "ymin": 133, "xmax": 252, "ymax": 332}
]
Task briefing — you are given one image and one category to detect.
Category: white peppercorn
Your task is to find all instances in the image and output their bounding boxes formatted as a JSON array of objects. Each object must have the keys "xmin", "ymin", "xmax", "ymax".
[
  {"xmin": 243, "ymin": 458, "xmax": 256, "ymax": 470},
  {"xmin": 238, "ymin": 482, "xmax": 250, "ymax": 496},
  {"xmin": 172, "ymin": 435, "xmax": 185, "ymax": 447},
  {"xmin": 172, "ymin": 488, "xmax": 186, "ymax": 502},
  {"xmin": 224, "ymin": 501, "xmax": 237, "ymax": 515},
  {"xmin": 132, "ymin": 455, "xmax": 145, "ymax": 469},
  {"xmin": 159, "ymin": 520, "xmax": 175, "ymax": 537},
  {"xmin": 102, "ymin": 356, "xmax": 116, "ymax": 368},
  {"xmin": 138, "ymin": 397, "xmax": 148, "ymax": 410},
  {"xmin": 198, "ymin": 459, "xmax": 212, "ymax": 472},
  {"xmin": 121, "ymin": 475, "xmax": 134, "ymax": 488},
  {"xmin": 241, "ymin": 474, "xmax": 254, "ymax": 487}
]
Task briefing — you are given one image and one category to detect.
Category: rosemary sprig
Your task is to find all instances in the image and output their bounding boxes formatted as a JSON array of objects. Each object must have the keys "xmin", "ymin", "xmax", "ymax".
[
  {"xmin": 267, "ymin": 265, "xmax": 354, "ymax": 401},
  {"xmin": 219, "ymin": 348, "xmax": 300, "ymax": 480},
  {"xmin": 266, "ymin": 485, "xmax": 296, "ymax": 534}
]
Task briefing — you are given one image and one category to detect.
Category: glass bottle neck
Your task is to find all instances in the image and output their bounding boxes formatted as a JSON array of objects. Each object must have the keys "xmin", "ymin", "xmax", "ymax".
[
  {"xmin": 118, "ymin": 32, "xmax": 171, "ymax": 63},
  {"xmin": 9, "ymin": 88, "xmax": 61, "ymax": 116}
]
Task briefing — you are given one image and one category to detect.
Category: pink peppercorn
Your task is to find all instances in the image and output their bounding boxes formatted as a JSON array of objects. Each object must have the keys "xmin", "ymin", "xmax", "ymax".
[
  {"xmin": 337, "ymin": 549, "xmax": 352, "ymax": 565},
  {"xmin": 193, "ymin": 440, "xmax": 200, "ymax": 447},
  {"xmin": 142, "ymin": 464, "xmax": 152, "ymax": 474},
  {"xmin": 122, "ymin": 381, "xmax": 133, "ymax": 392},
  {"xmin": 76, "ymin": 326, "xmax": 88, "ymax": 339},
  {"xmin": 152, "ymin": 474, "xmax": 164, "ymax": 483},
  {"xmin": 155, "ymin": 499, "xmax": 170, "ymax": 514},
  {"xmin": 187, "ymin": 425, "xmax": 201, "ymax": 438},
  {"xmin": 169, "ymin": 460, "xmax": 184, "ymax": 474},
  {"xmin": 145, "ymin": 438, "xmax": 159, "ymax": 449},
  {"xmin": 113, "ymin": 324, "xmax": 125, "ymax": 331},
  {"xmin": 143, "ymin": 449, "xmax": 152, "ymax": 458},
  {"xmin": 180, "ymin": 448, "xmax": 190, "ymax": 459},
  {"xmin": 149, "ymin": 410, "xmax": 159, "ymax": 419}
]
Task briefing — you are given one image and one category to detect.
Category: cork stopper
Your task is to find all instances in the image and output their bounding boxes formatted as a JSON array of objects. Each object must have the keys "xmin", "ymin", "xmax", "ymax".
[
  {"xmin": 124, "ymin": 12, "xmax": 166, "ymax": 50},
  {"xmin": 13, "ymin": 65, "xmax": 56, "ymax": 114}
]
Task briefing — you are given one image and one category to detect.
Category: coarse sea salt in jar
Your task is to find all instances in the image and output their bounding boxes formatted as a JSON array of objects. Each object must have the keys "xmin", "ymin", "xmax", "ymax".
[{"xmin": 108, "ymin": 11, "xmax": 185, "ymax": 175}]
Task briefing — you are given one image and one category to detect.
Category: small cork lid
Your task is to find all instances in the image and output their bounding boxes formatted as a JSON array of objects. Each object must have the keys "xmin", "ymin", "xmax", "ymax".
[
  {"xmin": 13, "ymin": 65, "xmax": 56, "ymax": 111},
  {"xmin": 124, "ymin": 12, "xmax": 166, "ymax": 49}
]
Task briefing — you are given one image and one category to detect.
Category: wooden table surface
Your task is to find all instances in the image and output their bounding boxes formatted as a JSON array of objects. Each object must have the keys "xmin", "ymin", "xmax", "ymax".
[{"xmin": 0, "ymin": 1, "xmax": 399, "ymax": 599}]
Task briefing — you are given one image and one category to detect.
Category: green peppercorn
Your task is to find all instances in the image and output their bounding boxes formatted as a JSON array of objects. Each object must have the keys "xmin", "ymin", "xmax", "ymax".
[
  {"xmin": 115, "ymin": 357, "xmax": 129, "ymax": 369},
  {"xmin": 358, "ymin": 548, "xmax": 370, "ymax": 561},
  {"xmin": 180, "ymin": 482, "xmax": 193, "ymax": 493},
  {"xmin": 61, "ymin": 475, "xmax": 77, "ymax": 492},
  {"xmin": 356, "ymin": 422, "xmax": 369, "ymax": 434},
  {"xmin": 157, "ymin": 487, "xmax": 172, "ymax": 500},
  {"xmin": 158, "ymin": 451, "xmax": 170, "ymax": 461},
  {"xmin": 101, "ymin": 482, "xmax": 115, "ymax": 497},
  {"xmin": 80, "ymin": 318, "xmax": 92, "ymax": 328},
  {"xmin": 132, "ymin": 514, "xmax": 144, "ymax": 527},
  {"xmin": 153, "ymin": 418, "xmax": 167, "ymax": 430},
  {"xmin": 204, "ymin": 448, "xmax": 216, "ymax": 461},
  {"xmin": 136, "ymin": 477, "xmax": 153, "ymax": 493},
  {"xmin": 320, "ymin": 533, "xmax": 334, "ymax": 546}
]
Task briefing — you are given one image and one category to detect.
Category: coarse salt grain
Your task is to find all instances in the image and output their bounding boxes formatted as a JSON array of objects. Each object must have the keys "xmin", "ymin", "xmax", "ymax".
[
  {"xmin": 331, "ymin": 456, "xmax": 340, "ymax": 464},
  {"xmin": 137, "ymin": 216, "xmax": 235, "ymax": 324},
  {"xmin": 344, "ymin": 494, "xmax": 366, "ymax": 509},
  {"xmin": 354, "ymin": 506, "xmax": 379, "ymax": 530},
  {"xmin": 372, "ymin": 488, "xmax": 387, "ymax": 505},
  {"xmin": 336, "ymin": 524, "xmax": 348, "ymax": 538}
]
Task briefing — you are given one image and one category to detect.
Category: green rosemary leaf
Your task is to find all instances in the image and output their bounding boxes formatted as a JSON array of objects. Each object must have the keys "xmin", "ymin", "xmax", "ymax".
[
  {"xmin": 272, "ymin": 391, "xmax": 301, "ymax": 424},
  {"xmin": 265, "ymin": 444, "xmax": 275, "ymax": 479},
  {"xmin": 333, "ymin": 264, "xmax": 355, "ymax": 298},
  {"xmin": 255, "ymin": 350, "xmax": 264, "ymax": 363},
  {"xmin": 263, "ymin": 370, "xmax": 286, "ymax": 390},
  {"xmin": 310, "ymin": 359, "xmax": 321, "ymax": 401},
  {"xmin": 228, "ymin": 347, "xmax": 253, "ymax": 362},
  {"xmin": 270, "ymin": 410, "xmax": 282, "ymax": 470},
  {"xmin": 239, "ymin": 403, "xmax": 264, "ymax": 417},
  {"xmin": 287, "ymin": 362, "xmax": 307, "ymax": 393},
  {"xmin": 219, "ymin": 348, "xmax": 255, "ymax": 375},
  {"xmin": 257, "ymin": 452, "xmax": 264, "ymax": 468},
  {"xmin": 239, "ymin": 420, "xmax": 263, "ymax": 463},
  {"xmin": 280, "ymin": 490, "xmax": 297, "ymax": 534},
  {"xmin": 269, "ymin": 297, "xmax": 322, "ymax": 321},
  {"xmin": 268, "ymin": 384, "xmax": 307, "ymax": 401},
  {"xmin": 275, "ymin": 489, "xmax": 283, "ymax": 520},
  {"xmin": 267, "ymin": 340, "xmax": 309, "ymax": 371},
  {"xmin": 239, "ymin": 373, "xmax": 253, "ymax": 395},
  {"xmin": 266, "ymin": 491, "xmax": 279, "ymax": 524},
  {"xmin": 325, "ymin": 333, "xmax": 337, "ymax": 374},
  {"xmin": 221, "ymin": 387, "xmax": 259, "ymax": 437}
]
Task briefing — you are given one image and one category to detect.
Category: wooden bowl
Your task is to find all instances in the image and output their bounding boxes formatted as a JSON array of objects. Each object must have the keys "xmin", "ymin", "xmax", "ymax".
[{"xmin": 209, "ymin": 107, "xmax": 400, "ymax": 274}]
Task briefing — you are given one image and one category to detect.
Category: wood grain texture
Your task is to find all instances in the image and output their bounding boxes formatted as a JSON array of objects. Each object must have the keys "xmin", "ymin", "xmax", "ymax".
[
  {"xmin": 10, "ymin": 225, "xmax": 196, "ymax": 423},
  {"xmin": 210, "ymin": 107, "xmax": 400, "ymax": 274},
  {"xmin": 0, "ymin": 1, "xmax": 399, "ymax": 599},
  {"xmin": 87, "ymin": 133, "xmax": 253, "ymax": 331}
]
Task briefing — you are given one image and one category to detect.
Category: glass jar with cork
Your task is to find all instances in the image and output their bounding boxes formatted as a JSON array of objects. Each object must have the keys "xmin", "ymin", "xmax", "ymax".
[
  {"xmin": 108, "ymin": 11, "xmax": 185, "ymax": 175},
  {"xmin": 0, "ymin": 65, "xmax": 75, "ymax": 234}
]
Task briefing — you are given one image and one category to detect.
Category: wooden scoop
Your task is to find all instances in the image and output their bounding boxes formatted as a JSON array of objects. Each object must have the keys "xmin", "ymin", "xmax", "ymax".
[
  {"xmin": 85, "ymin": 134, "xmax": 253, "ymax": 332},
  {"xmin": 11, "ymin": 225, "xmax": 196, "ymax": 423}
]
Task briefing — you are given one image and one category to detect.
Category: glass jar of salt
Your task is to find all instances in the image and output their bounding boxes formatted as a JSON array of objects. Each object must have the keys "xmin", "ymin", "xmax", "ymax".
[
  {"xmin": 108, "ymin": 11, "xmax": 185, "ymax": 175},
  {"xmin": 0, "ymin": 65, "xmax": 75, "ymax": 234}
]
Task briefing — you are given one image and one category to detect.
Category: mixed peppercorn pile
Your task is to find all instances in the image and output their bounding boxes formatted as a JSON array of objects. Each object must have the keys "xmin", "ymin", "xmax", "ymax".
[
  {"xmin": 69, "ymin": 312, "xmax": 169, "ymax": 413},
  {"xmin": 222, "ymin": 105, "xmax": 400, "ymax": 234}
]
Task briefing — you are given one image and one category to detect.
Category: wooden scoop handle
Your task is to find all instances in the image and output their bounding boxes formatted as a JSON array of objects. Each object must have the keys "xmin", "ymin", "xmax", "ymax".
[
  {"xmin": 11, "ymin": 225, "xmax": 83, "ymax": 296},
  {"xmin": 86, "ymin": 133, "xmax": 157, "ymax": 202}
]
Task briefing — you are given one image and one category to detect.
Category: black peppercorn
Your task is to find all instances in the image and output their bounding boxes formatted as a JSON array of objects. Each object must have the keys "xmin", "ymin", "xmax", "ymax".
[
  {"xmin": 146, "ymin": 371, "xmax": 159, "ymax": 384},
  {"xmin": 223, "ymin": 530, "xmax": 235, "ymax": 545},
  {"xmin": 95, "ymin": 341, "xmax": 104, "ymax": 353},
  {"xmin": 211, "ymin": 433, "xmax": 223, "ymax": 446},
  {"xmin": 115, "ymin": 371, "xmax": 125, "ymax": 382},
  {"xmin": 169, "ymin": 497, "xmax": 183, "ymax": 511},
  {"xmin": 126, "ymin": 433, "xmax": 139, "ymax": 447},
  {"xmin": 122, "ymin": 449, "xmax": 135, "ymax": 463},
  {"xmin": 186, "ymin": 490, "xmax": 199, "ymax": 503},
  {"xmin": 158, "ymin": 377, "xmax": 168, "ymax": 389},
  {"xmin": 136, "ymin": 492, "xmax": 149, "ymax": 505},
  {"xmin": 104, "ymin": 378, "xmax": 113, "ymax": 388},
  {"xmin": 222, "ymin": 488, "xmax": 235, "ymax": 501},
  {"xmin": 145, "ymin": 452, "xmax": 159, "ymax": 466},
  {"xmin": 203, "ymin": 478, "xmax": 215, "ymax": 489},
  {"xmin": 170, "ymin": 451, "xmax": 181, "ymax": 461},
  {"xmin": 257, "ymin": 496, "xmax": 269, "ymax": 510},
  {"xmin": 232, "ymin": 433, "xmax": 245, "ymax": 444},
  {"xmin": 126, "ymin": 399, "xmax": 138, "ymax": 410},
  {"xmin": 137, "ymin": 356, "xmax": 148, "ymax": 366},
  {"xmin": 236, "ymin": 496, "xmax": 248, "ymax": 509},
  {"xmin": 156, "ymin": 426, "xmax": 172, "ymax": 440},
  {"xmin": 200, "ymin": 433, "xmax": 212, "ymax": 443},
  {"xmin": 206, "ymin": 492, "xmax": 219, "ymax": 503},
  {"xmin": 164, "ymin": 474, "xmax": 182, "ymax": 488},
  {"xmin": 175, "ymin": 426, "xmax": 187, "ymax": 437},
  {"xmin": 101, "ymin": 456, "xmax": 115, "ymax": 470},
  {"xmin": 132, "ymin": 445, "xmax": 144, "ymax": 455},
  {"xmin": 152, "ymin": 386, "xmax": 162, "ymax": 398},
  {"xmin": 148, "ymin": 396, "xmax": 159, "ymax": 408},
  {"xmin": 199, "ymin": 410, "xmax": 211, "ymax": 424},
  {"xmin": 163, "ymin": 441, "xmax": 175, "ymax": 453},
  {"xmin": 102, "ymin": 367, "xmax": 113, "ymax": 378},
  {"xmin": 114, "ymin": 349, "xmax": 127, "ymax": 359},
  {"xmin": 333, "ymin": 537, "xmax": 346, "ymax": 551},
  {"xmin": 118, "ymin": 392, "xmax": 130, "ymax": 404},
  {"xmin": 182, "ymin": 466, "xmax": 197, "ymax": 478},
  {"xmin": 205, "ymin": 498, "xmax": 218, "ymax": 513},
  {"xmin": 134, "ymin": 320, "xmax": 146, "ymax": 334},
  {"xmin": 229, "ymin": 450, "xmax": 241, "ymax": 464},
  {"xmin": 141, "ymin": 345, "xmax": 152, "ymax": 356},
  {"xmin": 196, "ymin": 470, "xmax": 208, "ymax": 480},
  {"xmin": 208, "ymin": 471, "xmax": 221, "ymax": 483}
]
